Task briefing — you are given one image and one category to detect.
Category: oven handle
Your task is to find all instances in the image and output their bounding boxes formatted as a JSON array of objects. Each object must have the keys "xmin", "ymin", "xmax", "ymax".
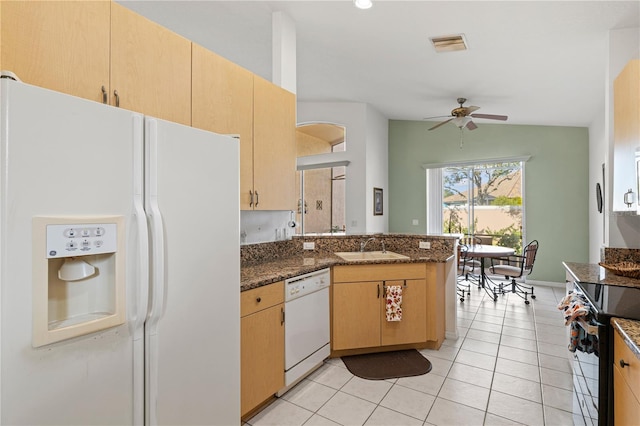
[{"xmin": 575, "ymin": 317, "xmax": 602, "ymax": 336}]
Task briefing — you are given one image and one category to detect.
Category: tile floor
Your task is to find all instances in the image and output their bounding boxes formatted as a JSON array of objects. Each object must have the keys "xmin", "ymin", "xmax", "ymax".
[{"xmin": 245, "ymin": 282, "xmax": 577, "ymax": 426}]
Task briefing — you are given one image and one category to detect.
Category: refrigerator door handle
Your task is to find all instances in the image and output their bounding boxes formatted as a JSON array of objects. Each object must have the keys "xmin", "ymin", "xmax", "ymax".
[
  {"xmin": 132, "ymin": 114, "xmax": 149, "ymax": 338},
  {"xmin": 146, "ymin": 120, "xmax": 166, "ymax": 330},
  {"xmin": 147, "ymin": 202, "xmax": 166, "ymax": 326}
]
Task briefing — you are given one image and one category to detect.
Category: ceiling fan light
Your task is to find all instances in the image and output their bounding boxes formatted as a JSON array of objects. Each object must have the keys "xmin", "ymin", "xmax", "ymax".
[
  {"xmin": 430, "ymin": 34, "xmax": 468, "ymax": 53},
  {"xmin": 452, "ymin": 116, "xmax": 472, "ymax": 128},
  {"xmin": 354, "ymin": 0, "xmax": 373, "ymax": 9}
]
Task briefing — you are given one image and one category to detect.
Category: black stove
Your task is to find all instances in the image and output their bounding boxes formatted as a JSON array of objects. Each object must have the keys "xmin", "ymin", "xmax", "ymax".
[
  {"xmin": 578, "ymin": 282, "xmax": 640, "ymax": 321},
  {"xmin": 573, "ymin": 281, "xmax": 640, "ymax": 426}
]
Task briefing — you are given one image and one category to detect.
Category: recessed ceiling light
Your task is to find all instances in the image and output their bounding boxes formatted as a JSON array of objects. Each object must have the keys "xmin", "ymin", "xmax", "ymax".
[
  {"xmin": 430, "ymin": 34, "xmax": 468, "ymax": 53},
  {"xmin": 354, "ymin": 0, "xmax": 373, "ymax": 10}
]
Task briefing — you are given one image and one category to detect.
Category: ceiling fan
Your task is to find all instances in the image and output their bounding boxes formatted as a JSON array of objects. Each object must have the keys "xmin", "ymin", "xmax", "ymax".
[{"xmin": 426, "ymin": 98, "xmax": 508, "ymax": 131}]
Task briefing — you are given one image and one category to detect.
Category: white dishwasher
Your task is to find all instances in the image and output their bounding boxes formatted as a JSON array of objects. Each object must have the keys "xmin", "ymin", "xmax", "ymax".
[{"xmin": 278, "ymin": 268, "xmax": 331, "ymax": 396}]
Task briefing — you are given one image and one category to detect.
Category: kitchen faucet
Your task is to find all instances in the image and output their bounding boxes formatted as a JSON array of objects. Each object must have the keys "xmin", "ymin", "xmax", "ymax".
[{"xmin": 360, "ymin": 237, "xmax": 376, "ymax": 252}]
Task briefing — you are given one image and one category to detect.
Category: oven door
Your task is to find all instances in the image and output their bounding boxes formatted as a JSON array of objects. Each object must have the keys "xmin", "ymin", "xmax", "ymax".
[{"xmin": 570, "ymin": 312, "xmax": 610, "ymax": 425}]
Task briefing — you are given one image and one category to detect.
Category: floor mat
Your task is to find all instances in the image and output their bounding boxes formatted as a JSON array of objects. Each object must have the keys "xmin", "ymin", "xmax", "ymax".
[{"xmin": 341, "ymin": 349, "xmax": 432, "ymax": 380}]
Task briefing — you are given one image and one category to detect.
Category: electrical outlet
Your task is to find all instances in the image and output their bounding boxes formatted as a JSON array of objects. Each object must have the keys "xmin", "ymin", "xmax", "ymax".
[
  {"xmin": 419, "ymin": 241, "xmax": 431, "ymax": 249},
  {"xmin": 303, "ymin": 242, "xmax": 315, "ymax": 250},
  {"xmin": 412, "ymin": 219, "xmax": 419, "ymax": 225}
]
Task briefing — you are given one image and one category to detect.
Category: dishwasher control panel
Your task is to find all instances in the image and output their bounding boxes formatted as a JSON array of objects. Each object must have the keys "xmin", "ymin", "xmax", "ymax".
[{"xmin": 284, "ymin": 268, "xmax": 330, "ymax": 301}]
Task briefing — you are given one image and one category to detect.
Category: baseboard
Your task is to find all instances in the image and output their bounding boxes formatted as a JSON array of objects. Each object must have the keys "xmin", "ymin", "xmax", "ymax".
[{"xmin": 524, "ymin": 279, "xmax": 565, "ymax": 289}]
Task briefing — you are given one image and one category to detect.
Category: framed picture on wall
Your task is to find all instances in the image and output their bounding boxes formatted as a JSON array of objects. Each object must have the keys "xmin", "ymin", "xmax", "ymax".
[{"xmin": 373, "ymin": 187, "xmax": 383, "ymax": 215}]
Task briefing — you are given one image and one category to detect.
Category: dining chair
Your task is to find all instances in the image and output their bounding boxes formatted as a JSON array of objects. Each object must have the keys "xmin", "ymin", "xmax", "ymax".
[
  {"xmin": 461, "ymin": 235, "xmax": 482, "ymax": 287},
  {"xmin": 489, "ymin": 240, "xmax": 539, "ymax": 304},
  {"xmin": 456, "ymin": 243, "xmax": 476, "ymax": 302}
]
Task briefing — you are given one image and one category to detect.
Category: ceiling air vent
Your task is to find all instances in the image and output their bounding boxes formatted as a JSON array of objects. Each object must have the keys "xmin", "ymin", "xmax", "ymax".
[{"xmin": 430, "ymin": 34, "xmax": 468, "ymax": 53}]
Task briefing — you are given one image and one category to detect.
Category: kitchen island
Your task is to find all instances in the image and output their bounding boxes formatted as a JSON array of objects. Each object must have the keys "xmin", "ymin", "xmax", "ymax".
[{"xmin": 239, "ymin": 234, "xmax": 457, "ymax": 418}]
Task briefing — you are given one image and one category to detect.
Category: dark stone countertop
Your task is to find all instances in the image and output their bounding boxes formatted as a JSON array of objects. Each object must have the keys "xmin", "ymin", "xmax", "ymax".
[
  {"xmin": 241, "ymin": 251, "xmax": 454, "ymax": 292},
  {"xmin": 563, "ymin": 262, "xmax": 640, "ymax": 289},
  {"xmin": 612, "ymin": 318, "xmax": 640, "ymax": 360}
]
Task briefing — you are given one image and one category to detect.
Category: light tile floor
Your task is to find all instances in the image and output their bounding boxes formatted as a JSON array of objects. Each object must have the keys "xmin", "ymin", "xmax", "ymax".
[{"xmin": 245, "ymin": 282, "xmax": 577, "ymax": 426}]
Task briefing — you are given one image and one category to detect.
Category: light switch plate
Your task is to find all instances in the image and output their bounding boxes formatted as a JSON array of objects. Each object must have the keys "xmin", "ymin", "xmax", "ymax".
[
  {"xmin": 303, "ymin": 242, "xmax": 315, "ymax": 250},
  {"xmin": 419, "ymin": 241, "xmax": 431, "ymax": 249}
]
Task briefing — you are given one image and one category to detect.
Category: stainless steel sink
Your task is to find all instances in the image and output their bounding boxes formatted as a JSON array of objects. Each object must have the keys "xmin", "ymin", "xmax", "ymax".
[{"xmin": 334, "ymin": 251, "xmax": 410, "ymax": 262}]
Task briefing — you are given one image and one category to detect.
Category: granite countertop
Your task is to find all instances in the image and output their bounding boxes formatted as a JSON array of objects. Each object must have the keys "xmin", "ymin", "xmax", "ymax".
[
  {"xmin": 563, "ymin": 262, "xmax": 640, "ymax": 289},
  {"xmin": 241, "ymin": 251, "xmax": 454, "ymax": 292},
  {"xmin": 612, "ymin": 318, "xmax": 640, "ymax": 360}
]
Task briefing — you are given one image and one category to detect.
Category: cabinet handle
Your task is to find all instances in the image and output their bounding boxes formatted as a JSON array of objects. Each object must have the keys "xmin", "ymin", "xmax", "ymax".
[
  {"xmin": 620, "ymin": 359, "xmax": 630, "ymax": 368},
  {"xmin": 256, "ymin": 297, "xmax": 261, "ymax": 303},
  {"xmin": 281, "ymin": 307, "xmax": 285, "ymax": 325},
  {"xmin": 255, "ymin": 191, "xmax": 259, "ymax": 207},
  {"xmin": 377, "ymin": 284, "xmax": 380, "ymax": 298},
  {"xmin": 101, "ymin": 86, "xmax": 107, "ymax": 104},
  {"xmin": 113, "ymin": 90, "xmax": 120, "ymax": 107},
  {"xmin": 249, "ymin": 190, "xmax": 254, "ymax": 207}
]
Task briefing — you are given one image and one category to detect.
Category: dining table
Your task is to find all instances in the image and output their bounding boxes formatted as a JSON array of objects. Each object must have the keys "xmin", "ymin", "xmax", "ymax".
[{"xmin": 464, "ymin": 244, "xmax": 515, "ymax": 301}]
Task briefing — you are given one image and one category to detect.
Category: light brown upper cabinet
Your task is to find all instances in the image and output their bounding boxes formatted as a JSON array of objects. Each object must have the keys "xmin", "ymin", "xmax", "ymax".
[
  {"xmin": 110, "ymin": 3, "xmax": 191, "ymax": 126},
  {"xmin": 1, "ymin": 1, "xmax": 111, "ymax": 103},
  {"xmin": 1, "ymin": 2, "xmax": 191, "ymax": 126},
  {"xmin": 613, "ymin": 59, "xmax": 640, "ymax": 212},
  {"xmin": 192, "ymin": 45, "xmax": 254, "ymax": 208},
  {"xmin": 252, "ymin": 75, "xmax": 296, "ymax": 211},
  {"xmin": 192, "ymin": 48, "xmax": 296, "ymax": 210}
]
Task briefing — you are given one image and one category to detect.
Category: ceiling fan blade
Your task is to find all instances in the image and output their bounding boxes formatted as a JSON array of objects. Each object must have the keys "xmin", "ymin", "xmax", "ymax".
[
  {"xmin": 470, "ymin": 113, "xmax": 508, "ymax": 121},
  {"xmin": 465, "ymin": 106, "xmax": 480, "ymax": 114},
  {"xmin": 424, "ymin": 114, "xmax": 452, "ymax": 120},
  {"xmin": 428, "ymin": 118, "xmax": 454, "ymax": 131},
  {"xmin": 465, "ymin": 120, "xmax": 478, "ymax": 130}
]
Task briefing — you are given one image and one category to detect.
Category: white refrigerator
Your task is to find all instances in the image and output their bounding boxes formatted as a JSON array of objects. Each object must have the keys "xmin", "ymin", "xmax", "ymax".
[{"xmin": 0, "ymin": 78, "xmax": 240, "ymax": 425}]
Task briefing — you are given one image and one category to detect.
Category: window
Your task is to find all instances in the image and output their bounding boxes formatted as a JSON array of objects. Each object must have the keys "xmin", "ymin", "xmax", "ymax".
[{"xmin": 425, "ymin": 156, "xmax": 529, "ymax": 252}]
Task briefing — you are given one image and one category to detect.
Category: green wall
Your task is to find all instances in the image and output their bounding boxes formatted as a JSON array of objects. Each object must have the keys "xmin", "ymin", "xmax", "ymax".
[{"xmin": 389, "ymin": 120, "xmax": 589, "ymax": 283}]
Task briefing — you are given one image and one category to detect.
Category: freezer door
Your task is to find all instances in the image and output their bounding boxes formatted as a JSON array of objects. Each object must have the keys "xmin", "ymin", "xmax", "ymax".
[
  {"xmin": 0, "ymin": 80, "xmax": 145, "ymax": 424},
  {"xmin": 144, "ymin": 117, "xmax": 240, "ymax": 425}
]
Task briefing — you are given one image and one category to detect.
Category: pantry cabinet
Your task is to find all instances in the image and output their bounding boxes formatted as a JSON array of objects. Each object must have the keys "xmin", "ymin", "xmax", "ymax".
[
  {"xmin": 240, "ymin": 282, "xmax": 284, "ymax": 418},
  {"xmin": 192, "ymin": 48, "xmax": 296, "ymax": 211},
  {"xmin": 613, "ymin": 59, "xmax": 640, "ymax": 212},
  {"xmin": 192, "ymin": 45, "xmax": 254, "ymax": 208},
  {"xmin": 332, "ymin": 263, "xmax": 429, "ymax": 352},
  {"xmin": 0, "ymin": 1, "xmax": 111, "ymax": 103},
  {"xmin": 1, "ymin": 1, "xmax": 191, "ymax": 125},
  {"xmin": 613, "ymin": 330, "xmax": 640, "ymax": 423},
  {"xmin": 251, "ymin": 75, "xmax": 297, "ymax": 211}
]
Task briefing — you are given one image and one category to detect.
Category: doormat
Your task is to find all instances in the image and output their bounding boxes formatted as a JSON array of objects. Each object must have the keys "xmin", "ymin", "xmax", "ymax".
[{"xmin": 341, "ymin": 349, "xmax": 432, "ymax": 380}]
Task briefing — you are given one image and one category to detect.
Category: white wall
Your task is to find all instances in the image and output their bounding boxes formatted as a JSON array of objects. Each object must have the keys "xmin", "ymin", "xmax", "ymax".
[
  {"xmin": 365, "ymin": 104, "xmax": 389, "ymax": 233},
  {"xmin": 606, "ymin": 27, "xmax": 640, "ymax": 250},
  {"xmin": 297, "ymin": 102, "xmax": 388, "ymax": 234},
  {"xmin": 588, "ymin": 111, "xmax": 607, "ymax": 262}
]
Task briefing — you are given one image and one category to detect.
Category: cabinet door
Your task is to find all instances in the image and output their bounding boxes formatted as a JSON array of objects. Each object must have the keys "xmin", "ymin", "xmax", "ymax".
[
  {"xmin": 381, "ymin": 279, "xmax": 427, "ymax": 346},
  {"xmin": 614, "ymin": 364, "xmax": 640, "ymax": 424},
  {"xmin": 110, "ymin": 3, "xmax": 192, "ymax": 126},
  {"xmin": 241, "ymin": 303, "xmax": 284, "ymax": 417},
  {"xmin": 192, "ymin": 44, "xmax": 254, "ymax": 209},
  {"xmin": 253, "ymin": 75, "xmax": 296, "ymax": 210},
  {"xmin": 1, "ymin": 1, "xmax": 110, "ymax": 102},
  {"xmin": 332, "ymin": 281, "xmax": 381, "ymax": 350},
  {"xmin": 613, "ymin": 59, "xmax": 640, "ymax": 211}
]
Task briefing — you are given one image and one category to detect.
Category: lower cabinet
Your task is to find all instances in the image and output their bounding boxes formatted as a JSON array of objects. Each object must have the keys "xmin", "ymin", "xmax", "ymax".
[
  {"xmin": 240, "ymin": 282, "xmax": 284, "ymax": 418},
  {"xmin": 613, "ymin": 330, "xmax": 640, "ymax": 424},
  {"xmin": 332, "ymin": 263, "xmax": 429, "ymax": 351}
]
